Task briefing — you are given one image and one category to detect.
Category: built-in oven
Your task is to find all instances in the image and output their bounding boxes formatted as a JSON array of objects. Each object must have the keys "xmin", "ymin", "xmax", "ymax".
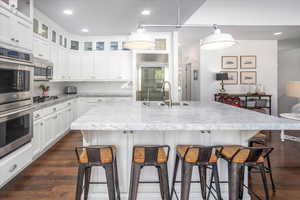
[
  {"xmin": 0, "ymin": 107, "xmax": 33, "ymax": 158},
  {"xmin": 0, "ymin": 59, "xmax": 33, "ymax": 113}
]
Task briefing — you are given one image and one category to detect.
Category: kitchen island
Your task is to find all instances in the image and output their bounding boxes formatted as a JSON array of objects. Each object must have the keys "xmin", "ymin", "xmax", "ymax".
[{"xmin": 71, "ymin": 101, "xmax": 300, "ymax": 200}]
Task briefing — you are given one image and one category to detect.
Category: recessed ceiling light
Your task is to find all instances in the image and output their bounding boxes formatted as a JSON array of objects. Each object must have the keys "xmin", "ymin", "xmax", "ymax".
[
  {"xmin": 63, "ymin": 9, "xmax": 73, "ymax": 15},
  {"xmin": 273, "ymin": 32, "xmax": 282, "ymax": 36},
  {"xmin": 141, "ymin": 10, "xmax": 151, "ymax": 15},
  {"xmin": 81, "ymin": 28, "xmax": 89, "ymax": 33}
]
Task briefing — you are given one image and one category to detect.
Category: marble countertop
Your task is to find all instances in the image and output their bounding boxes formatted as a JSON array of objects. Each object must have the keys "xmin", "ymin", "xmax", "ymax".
[
  {"xmin": 71, "ymin": 101, "xmax": 300, "ymax": 131},
  {"xmin": 33, "ymin": 93, "xmax": 132, "ymax": 111}
]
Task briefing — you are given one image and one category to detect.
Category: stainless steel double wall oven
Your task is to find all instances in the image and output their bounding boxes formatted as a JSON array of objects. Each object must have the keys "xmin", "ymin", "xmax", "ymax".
[{"xmin": 0, "ymin": 46, "xmax": 34, "ymax": 158}]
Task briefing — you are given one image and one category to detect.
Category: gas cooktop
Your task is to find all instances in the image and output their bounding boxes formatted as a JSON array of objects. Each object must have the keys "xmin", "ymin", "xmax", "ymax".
[{"xmin": 33, "ymin": 96, "xmax": 59, "ymax": 103}]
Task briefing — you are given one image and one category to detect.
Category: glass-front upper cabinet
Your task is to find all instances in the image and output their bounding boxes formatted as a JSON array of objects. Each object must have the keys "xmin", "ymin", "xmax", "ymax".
[
  {"xmin": 59, "ymin": 35, "xmax": 63, "ymax": 46},
  {"xmin": 110, "ymin": 41, "xmax": 118, "ymax": 50},
  {"xmin": 96, "ymin": 42, "xmax": 104, "ymax": 51},
  {"xmin": 33, "ymin": 18, "xmax": 49, "ymax": 39},
  {"xmin": 16, "ymin": 0, "xmax": 31, "ymax": 18},
  {"xmin": 64, "ymin": 38, "xmax": 67, "ymax": 48},
  {"xmin": 71, "ymin": 40, "xmax": 79, "ymax": 50},
  {"xmin": 84, "ymin": 42, "xmax": 93, "ymax": 51},
  {"xmin": 52, "ymin": 31, "xmax": 56, "ymax": 43}
]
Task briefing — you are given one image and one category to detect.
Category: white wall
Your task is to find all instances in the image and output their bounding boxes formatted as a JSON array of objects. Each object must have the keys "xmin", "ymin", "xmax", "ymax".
[
  {"xmin": 278, "ymin": 46, "xmax": 300, "ymax": 114},
  {"xmin": 186, "ymin": 0, "xmax": 300, "ymax": 26},
  {"xmin": 200, "ymin": 40, "xmax": 278, "ymax": 115}
]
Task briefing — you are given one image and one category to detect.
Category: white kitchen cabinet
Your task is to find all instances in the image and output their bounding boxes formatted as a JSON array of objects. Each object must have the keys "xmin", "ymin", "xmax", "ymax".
[
  {"xmin": 33, "ymin": 37, "xmax": 50, "ymax": 60},
  {"xmin": 0, "ymin": 143, "xmax": 32, "ymax": 188},
  {"xmin": 13, "ymin": 16, "xmax": 32, "ymax": 51},
  {"xmin": 119, "ymin": 51, "xmax": 132, "ymax": 80},
  {"xmin": 80, "ymin": 52, "xmax": 94, "ymax": 79},
  {"xmin": 0, "ymin": 7, "xmax": 13, "ymax": 45},
  {"xmin": 58, "ymin": 47, "xmax": 69, "ymax": 80},
  {"xmin": 68, "ymin": 51, "xmax": 81, "ymax": 80},
  {"xmin": 43, "ymin": 113, "xmax": 57, "ymax": 147},
  {"xmin": 0, "ymin": 6, "xmax": 32, "ymax": 51},
  {"xmin": 94, "ymin": 51, "xmax": 108, "ymax": 79},
  {"xmin": 32, "ymin": 119, "xmax": 45, "ymax": 157}
]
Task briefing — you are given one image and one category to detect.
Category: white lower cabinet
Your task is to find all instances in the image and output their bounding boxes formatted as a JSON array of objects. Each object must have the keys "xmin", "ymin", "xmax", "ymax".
[
  {"xmin": 31, "ymin": 100, "xmax": 76, "ymax": 158},
  {"xmin": 0, "ymin": 143, "xmax": 33, "ymax": 187}
]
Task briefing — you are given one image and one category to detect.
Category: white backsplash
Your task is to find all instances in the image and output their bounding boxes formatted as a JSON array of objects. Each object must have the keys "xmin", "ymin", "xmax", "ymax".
[{"xmin": 33, "ymin": 81, "xmax": 132, "ymax": 96}]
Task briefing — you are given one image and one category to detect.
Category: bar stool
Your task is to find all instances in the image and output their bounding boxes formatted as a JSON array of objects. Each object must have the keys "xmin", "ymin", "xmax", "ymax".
[
  {"xmin": 171, "ymin": 145, "xmax": 222, "ymax": 200},
  {"xmin": 248, "ymin": 132, "xmax": 276, "ymax": 193},
  {"xmin": 128, "ymin": 145, "xmax": 170, "ymax": 200},
  {"xmin": 217, "ymin": 145, "xmax": 274, "ymax": 200},
  {"xmin": 75, "ymin": 145, "xmax": 121, "ymax": 200}
]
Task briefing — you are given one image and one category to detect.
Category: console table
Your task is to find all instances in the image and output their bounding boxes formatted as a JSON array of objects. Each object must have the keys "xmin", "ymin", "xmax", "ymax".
[{"xmin": 215, "ymin": 93, "xmax": 272, "ymax": 115}]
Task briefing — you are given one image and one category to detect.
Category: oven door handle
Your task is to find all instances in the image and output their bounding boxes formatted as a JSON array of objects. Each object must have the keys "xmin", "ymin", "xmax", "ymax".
[{"xmin": 0, "ymin": 106, "xmax": 33, "ymax": 119}]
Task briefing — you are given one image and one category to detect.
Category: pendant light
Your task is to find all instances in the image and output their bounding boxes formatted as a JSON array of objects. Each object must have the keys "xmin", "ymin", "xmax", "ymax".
[
  {"xmin": 200, "ymin": 25, "xmax": 237, "ymax": 50},
  {"xmin": 124, "ymin": 28, "xmax": 155, "ymax": 50}
]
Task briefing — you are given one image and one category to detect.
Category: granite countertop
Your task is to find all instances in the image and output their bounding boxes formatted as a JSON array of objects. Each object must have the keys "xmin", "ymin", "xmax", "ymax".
[
  {"xmin": 71, "ymin": 101, "xmax": 300, "ymax": 131},
  {"xmin": 32, "ymin": 93, "xmax": 132, "ymax": 111}
]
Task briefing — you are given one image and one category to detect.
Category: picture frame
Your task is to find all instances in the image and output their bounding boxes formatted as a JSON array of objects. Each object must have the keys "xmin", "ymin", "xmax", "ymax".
[
  {"xmin": 240, "ymin": 71, "xmax": 257, "ymax": 85},
  {"xmin": 240, "ymin": 55, "xmax": 256, "ymax": 69},
  {"xmin": 221, "ymin": 71, "xmax": 238, "ymax": 85},
  {"xmin": 222, "ymin": 56, "xmax": 238, "ymax": 69}
]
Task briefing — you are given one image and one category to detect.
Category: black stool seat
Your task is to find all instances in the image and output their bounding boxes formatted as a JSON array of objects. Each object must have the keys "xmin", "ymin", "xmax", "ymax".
[
  {"xmin": 75, "ymin": 145, "xmax": 121, "ymax": 200},
  {"xmin": 171, "ymin": 145, "xmax": 222, "ymax": 200},
  {"xmin": 128, "ymin": 145, "xmax": 170, "ymax": 200},
  {"xmin": 217, "ymin": 145, "xmax": 274, "ymax": 200}
]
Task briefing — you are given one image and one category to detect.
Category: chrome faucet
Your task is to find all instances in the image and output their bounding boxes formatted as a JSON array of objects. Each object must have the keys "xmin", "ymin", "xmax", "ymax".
[{"xmin": 161, "ymin": 81, "xmax": 172, "ymax": 107}]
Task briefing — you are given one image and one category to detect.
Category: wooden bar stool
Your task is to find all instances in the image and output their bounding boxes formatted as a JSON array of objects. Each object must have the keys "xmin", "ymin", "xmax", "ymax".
[
  {"xmin": 171, "ymin": 145, "xmax": 222, "ymax": 200},
  {"xmin": 128, "ymin": 145, "xmax": 170, "ymax": 200},
  {"xmin": 217, "ymin": 145, "xmax": 274, "ymax": 200},
  {"xmin": 248, "ymin": 132, "xmax": 276, "ymax": 193},
  {"xmin": 75, "ymin": 145, "xmax": 121, "ymax": 200}
]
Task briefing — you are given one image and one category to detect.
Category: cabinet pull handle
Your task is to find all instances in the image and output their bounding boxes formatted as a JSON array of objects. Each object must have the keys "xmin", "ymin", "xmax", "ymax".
[
  {"xmin": 40, "ymin": 122, "xmax": 44, "ymax": 126},
  {"xmin": 16, "ymin": 39, "xmax": 19, "ymax": 43},
  {"xmin": 35, "ymin": 114, "xmax": 40, "ymax": 118},
  {"xmin": 11, "ymin": 38, "xmax": 15, "ymax": 41},
  {"xmin": 53, "ymin": 115, "xmax": 58, "ymax": 119},
  {"xmin": 38, "ymin": 54, "xmax": 43, "ymax": 57},
  {"xmin": 9, "ymin": 164, "xmax": 17, "ymax": 173},
  {"xmin": 53, "ymin": 108, "xmax": 57, "ymax": 112}
]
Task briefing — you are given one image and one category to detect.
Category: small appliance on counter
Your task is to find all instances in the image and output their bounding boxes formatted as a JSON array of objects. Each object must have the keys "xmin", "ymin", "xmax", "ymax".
[{"xmin": 64, "ymin": 86, "xmax": 77, "ymax": 94}]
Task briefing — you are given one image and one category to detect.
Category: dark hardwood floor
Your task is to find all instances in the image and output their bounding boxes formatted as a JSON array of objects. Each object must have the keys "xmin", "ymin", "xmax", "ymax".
[{"xmin": 0, "ymin": 131, "xmax": 300, "ymax": 199}]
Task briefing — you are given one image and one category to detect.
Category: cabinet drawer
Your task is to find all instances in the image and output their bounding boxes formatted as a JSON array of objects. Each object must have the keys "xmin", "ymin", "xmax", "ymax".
[{"xmin": 0, "ymin": 143, "xmax": 32, "ymax": 187}]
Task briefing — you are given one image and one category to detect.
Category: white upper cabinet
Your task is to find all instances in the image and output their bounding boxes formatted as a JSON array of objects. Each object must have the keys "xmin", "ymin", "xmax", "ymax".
[
  {"xmin": 94, "ymin": 51, "xmax": 108, "ymax": 79},
  {"xmin": 33, "ymin": 37, "xmax": 49, "ymax": 60},
  {"xmin": 0, "ymin": 6, "xmax": 32, "ymax": 51},
  {"xmin": 80, "ymin": 51, "xmax": 94, "ymax": 79},
  {"xmin": 69, "ymin": 51, "xmax": 81, "ymax": 80}
]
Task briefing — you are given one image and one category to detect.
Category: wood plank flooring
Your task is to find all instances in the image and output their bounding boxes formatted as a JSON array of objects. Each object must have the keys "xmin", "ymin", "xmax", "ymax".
[{"xmin": 0, "ymin": 131, "xmax": 300, "ymax": 199}]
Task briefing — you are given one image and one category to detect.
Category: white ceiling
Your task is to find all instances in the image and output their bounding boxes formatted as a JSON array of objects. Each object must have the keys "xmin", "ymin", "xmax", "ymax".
[
  {"xmin": 179, "ymin": 26, "xmax": 300, "ymax": 45},
  {"xmin": 34, "ymin": 0, "xmax": 206, "ymax": 35}
]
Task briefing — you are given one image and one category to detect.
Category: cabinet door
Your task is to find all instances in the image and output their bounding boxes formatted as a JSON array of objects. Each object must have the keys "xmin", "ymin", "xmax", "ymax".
[
  {"xmin": 33, "ymin": 38, "xmax": 50, "ymax": 60},
  {"xmin": 80, "ymin": 52, "xmax": 94, "ymax": 79},
  {"xmin": 69, "ymin": 51, "xmax": 81, "ymax": 80},
  {"xmin": 57, "ymin": 47, "xmax": 68, "ymax": 80},
  {"xmin": 33, "ymin": 119, "xmax": 45, "ymax": 157},
  {"xmin": 0, "ymin": 7, "xmax": 13, "ymax": 45},
  {"xmin": 94, "ymin": 51, "xmax": 108, "ymax": 79},
  {"xmin": 14, "ymin": 17, "xmax": 32, "ymax": 51},
  {"xmin": 107, "ymin": 52, "xmax": 119, "ymax": 80},
  {"xmin": 43, "ymin": 114, "xmax": 57, "ymax": 147}
]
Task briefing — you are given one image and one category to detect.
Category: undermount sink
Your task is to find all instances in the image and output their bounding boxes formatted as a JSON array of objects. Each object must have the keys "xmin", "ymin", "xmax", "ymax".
[{"xmin": 142, "ymin": 102, "xmax": 189, "ymax": 107}]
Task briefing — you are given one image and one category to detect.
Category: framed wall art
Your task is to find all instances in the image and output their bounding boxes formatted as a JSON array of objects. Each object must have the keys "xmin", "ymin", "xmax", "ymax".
[
  {"xmin": 240, "ymin": 71, "xmax": 257, "ymax": 85},
  {"xmin": 221, "ymin": 71, "xmax": 238, "ymax": 85},
  {"xmin": 240, "ymin": 55, "xmax": 256, "ymax": 69},
  {"xmin": 222, "ymin": 56, "xmax": 238, "ymax": 69}
]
